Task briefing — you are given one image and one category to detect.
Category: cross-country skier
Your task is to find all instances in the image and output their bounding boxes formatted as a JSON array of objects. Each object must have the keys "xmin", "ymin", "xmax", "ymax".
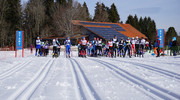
[
  {"xmin": 131, "ymin": 37, "xmax": 135, "ymax": 56},
  {"xmin": 56, "ymin": 39, "xmax": 61, "ymax": 56},
  {"xmin": 65, "ymin": 37, "xmax": 71, "ymax": 58},
  {"xmin": 92, "ymin": 37, "xmax": 97, "ymax": 56},
  {"xmin": 140, "ymin": 37, "xmax": 146, "ymax": 57},
  {"xmin": 52, "ymin": 39, "xmax": 60, "ymax": 57},
  {"xmin": 172, "ymin": 37, "xmax": 178, "ymax": 56},
  {"xmin": 118, "ymin": 38, "xmax": 125, "ymax": 57},
  {"xmin": 96, "ymin": 38, "xmax": 103, "ymax": 56},
  {"xmin": 156, "ymin": 37, "xmax": 160, "ymax": 57},
  {"xmin": 123, "ymin": 37, "xmax": 132, "ymax": 58},
  {"xmin": 105, "ymin": 41, "xmax": 110, "ymax": 57},
  {"xmin": 109, "ymin": 39, "xmax": 113, "ymax": 57},
  {"xmin": 35, "ymin": 37, "xmax": 41, "ymax": 56},
  {"xmin": 113, "ymin": 35, "xmax": 118, "ymax": 57},
  {"xmin": 88, "ymin": 41, "xmax": 93, "ymax": 56},
  {"xmin": 44, "ymin": 40, "xmax": 49, "ymax": 56},
  {"xmin": 135, "ymin": 36, "xmax": 140, "ymax": 57},
  {"xmin": 41, "ymin": 41, "xmax": 45, "ymax": 56},
  {"xmin": 80, "ymin": 37, "xmax": 87, "ymax": 57}
]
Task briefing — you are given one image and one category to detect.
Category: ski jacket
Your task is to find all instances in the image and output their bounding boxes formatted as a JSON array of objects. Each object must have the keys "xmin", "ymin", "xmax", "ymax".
[
  {"xmin": 119, "ymin": 40, "xmax": 124, "ymax": 46},
  {"xmin": 140, "ymin": 39, "xmax": 146, "ymax": 45},
  {"xmin": 92, "ymin": 40, "xmax": 96, "ymax": 46},
  {"xmin": 113, "ymin": 38, "xmax": 118, "ymax": 48},
  {"xmin": 65, "ymin": 40, "xmax": 71, "ymax": 47},
  {"xmin": 81, "ymin": 40, "xmax": 87, "ymax": 46},
  {"xmin": 135, "ymin": 39, "xmax": 140, "ymax": 45},
  {"xmin": 105, "ymin": 43, "xmax": 109, "ymax": 49},
  {"xmin": 125, "ymin": 39, "xmax": 131, "ymax": 46},
  {"xmin": 97, "ymin": 40, "xmax": 102, "ymax": 47},
  {"xmin": 169, "ymin": 42, "xmax": 172, "ymax": 48},
  {"xmin": 131, "ymin": 40, "xmax": 135, "ymax": 44},
  {"xmin": 36, "ymin": 39, "xmax": 41, "ymax": 46},
  {"xmin": 109, "ymin": 41, "xmax": 113, "ymax": 47},
  {"xmin": 146, "ymin": 41, "xmax": 149, "ymax": 47},
  {"xmin": 113, "ymin": 38, "xmax": 118, "ymax": 43},
  {"xmin": 172, "ymin": 40, "xmax": 177, "ymax": 47},
  {"xmin": 44, "ymin": 43, "xmax": 49, "ymax": 49},
  {"xmin": 157, "ymin": 39, "xmax": 160, "ymax": 47}
]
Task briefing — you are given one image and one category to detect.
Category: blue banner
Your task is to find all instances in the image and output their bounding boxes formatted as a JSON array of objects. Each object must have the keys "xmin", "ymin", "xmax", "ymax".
[
  {"xmin": 157, "ymin": 29, "xmax": 164, "ymax": 48},
  {"xmin": 16, "ymin": 31, "xmax": 23, "ymax": 50}
]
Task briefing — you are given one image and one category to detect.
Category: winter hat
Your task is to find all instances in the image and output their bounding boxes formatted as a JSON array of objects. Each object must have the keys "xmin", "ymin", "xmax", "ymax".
[{"xmin": 173, "ymin": 37, "xmax": 176, "ymax": 41}]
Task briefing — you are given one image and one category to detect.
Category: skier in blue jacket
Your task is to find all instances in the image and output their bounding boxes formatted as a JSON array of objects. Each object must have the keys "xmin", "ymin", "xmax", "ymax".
[
  {"xmin": 64, "ymin": 37, "xmax": 71, "ymax": 58},
  {"xmin": 35, "ymin": 37, "xmax": 41, "ymax": 56}
]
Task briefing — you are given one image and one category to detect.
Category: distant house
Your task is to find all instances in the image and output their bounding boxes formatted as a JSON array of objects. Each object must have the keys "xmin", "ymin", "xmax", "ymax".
[
  {"xmin": 42, "ymin": 20, "xmax": 147, "ymax": 45},
  {"xmin": 72, "ymin": 20, "xmax": 147, "ymax": 42}
]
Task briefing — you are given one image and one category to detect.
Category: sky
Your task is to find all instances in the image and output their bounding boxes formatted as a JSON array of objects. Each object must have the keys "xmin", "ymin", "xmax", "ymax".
[{"xmin": 21, "ymin": 0, "xmax": 180, "ymax": 35}]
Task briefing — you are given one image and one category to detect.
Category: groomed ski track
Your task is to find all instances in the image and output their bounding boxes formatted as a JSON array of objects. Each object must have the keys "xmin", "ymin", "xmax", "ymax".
[
  {"xmin": 88, "ymin": 58, "xmax": 180, "ymax": 100},
  {"xmin": 0, "ymin": 52, "xmax": 180, "ymax": 100}
]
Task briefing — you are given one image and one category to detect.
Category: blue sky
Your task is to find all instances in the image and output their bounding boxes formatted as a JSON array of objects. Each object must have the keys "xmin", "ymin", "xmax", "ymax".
[{"xmin": 21, "ymin": 0, "xmax": 180, "ymax": 34}]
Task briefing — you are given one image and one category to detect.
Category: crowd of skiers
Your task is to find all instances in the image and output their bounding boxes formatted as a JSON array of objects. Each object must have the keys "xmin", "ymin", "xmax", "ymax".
[
  {"xmin": 34, "ymin": 35, "xmax": 178, "ymax": 58},
  {"xmin": 35, "ymin": 36, "xmax": 71, "ymax": 58},
  {"xmin": 35, "ymin": 37, "xmax": 50, "ymax": 56},
  {"xmin": 77, "ymin": 35, "xmax": 150, "ymax": 58}
]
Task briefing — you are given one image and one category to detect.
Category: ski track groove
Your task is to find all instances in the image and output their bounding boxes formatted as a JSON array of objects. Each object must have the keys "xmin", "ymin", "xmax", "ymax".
[
  {"xmin": 0, "ymin": 58, "xmax": 33, "ymax": 80},
  {"xmin": 89, "ymin": 58, "xmax": 180, "ymax": 100},
  {"xmin": 8, "ymin": 58, "xmax": 54, "ymax": 100},
  {"xmin": 71, "ymin": 58, "xmax": 101, "ymax": 100},
  {"xmin": 129, "ymin": 58, "xmax": 180, "ymax": 66},
  {"xmin": 111, "ymin": 59, "xmax": 180, "ymax": 80},
  {"xmin": 69, "ymin": 59, "xmax": 86, "ymax": 100}
]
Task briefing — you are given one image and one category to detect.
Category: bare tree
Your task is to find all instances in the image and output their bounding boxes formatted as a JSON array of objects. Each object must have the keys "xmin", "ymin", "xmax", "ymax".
[
  {"xmin": 53, "ymin": 1, "xmax": 80, "ymax": 37},
  {"xmin": 25, "ymin": 0, "xmax": 45, "ymax": 37},
  {"xmin": 23, "ymin": 0, "xmax": 45, "ymax": 47}
]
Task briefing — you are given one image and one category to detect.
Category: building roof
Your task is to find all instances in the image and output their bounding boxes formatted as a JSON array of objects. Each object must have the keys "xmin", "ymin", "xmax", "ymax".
[
  {"xmin": 42, "ymin": 35, "xmax": 88, "ymax": 40},
  {"xmin": 72, "ymin": 20, "xmax": 147, "ymax": 40}
]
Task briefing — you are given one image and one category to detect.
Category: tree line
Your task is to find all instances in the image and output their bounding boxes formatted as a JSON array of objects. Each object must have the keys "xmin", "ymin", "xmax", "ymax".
[{"xmin": 0, "ymin": 0, "xmax": 178, "ymax": 48}]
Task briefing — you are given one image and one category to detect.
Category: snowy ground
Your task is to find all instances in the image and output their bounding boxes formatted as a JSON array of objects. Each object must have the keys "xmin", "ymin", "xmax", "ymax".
[{"xmin": 0, "ymin": 50, "xmax": 180, "ymax": 100}]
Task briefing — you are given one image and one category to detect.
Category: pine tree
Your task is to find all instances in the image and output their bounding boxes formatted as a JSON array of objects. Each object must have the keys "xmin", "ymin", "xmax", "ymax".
[
  {"xmin": 93, "ymin": 2, "xmax": 101, "ymax": 21},
  {"xmin": 165, "ymin": 27, "xmax": 178, "ymax": 45},
  {"xmin": 126, "ymin": 15, "xmax": 135, "ymax": 26},
  {"xmin": 139, "ymin": 17, "xmax": 143, "ymax": 32},
  {"xmin": 56, "ymin": 0, "xmax": 66, "ymax": 5},
  {"xmin": 108, "ymin": 3, "xmax": 120, "ymax": 23},
  {"xmin": 126, "ymin": 15, "xmax": 157, "ymax": 42},
  {"xmin": 142, "ymin": 17, "xmax": 148, "ymax": 35},
  {"xmin": 82, "ymin": 2, "xmax": 91, "ymax": 21},
  {"xmin": 0, "ymin": 0, "xmax": 9, "ymax": 47},
  {"xmin": 134, "ymin": 14, "xmax": 140, "ymax": 30},
  {"xmin": 5, "ymin": 0, "xmax": 22, "ymax": 46},
  {"xmin": 93, "ymin": 2, "xmax": 109, "ymax": 22}
]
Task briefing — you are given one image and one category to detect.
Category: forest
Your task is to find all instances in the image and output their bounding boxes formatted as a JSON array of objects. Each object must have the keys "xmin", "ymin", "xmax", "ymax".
[{"xmin": 0, "ymin": 0, "xmax": 178, "ymax": 48}]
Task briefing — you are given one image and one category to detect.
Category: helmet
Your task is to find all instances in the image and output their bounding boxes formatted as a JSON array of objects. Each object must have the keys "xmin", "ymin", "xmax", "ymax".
[
  {"xmin": 173, "ymin": 37, "xmax": 176, "ymax": 41},
  {"xmin": 132, "ymin": 37, "xmax": 134, "ymax": 39},
  {"xmin": 53, "ymin": 39, "xmax": 55, "ymax": 42},
  {"xmin": 127, "ymin": 37, "xmax": 130, "ymax": 39},
  {"xmin": 136, "ymin": 36, "xmax": 138, "ymax": 39},
  {"xmin": 37, "ymin": 36, "xmax": 40, "ymax": 39}
]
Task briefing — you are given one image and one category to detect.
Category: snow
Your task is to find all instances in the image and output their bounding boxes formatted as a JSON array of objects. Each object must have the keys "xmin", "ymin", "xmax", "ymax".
[{"xmin": 0, "ymin": 50, "xmax": 180, "ymax": 100}]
